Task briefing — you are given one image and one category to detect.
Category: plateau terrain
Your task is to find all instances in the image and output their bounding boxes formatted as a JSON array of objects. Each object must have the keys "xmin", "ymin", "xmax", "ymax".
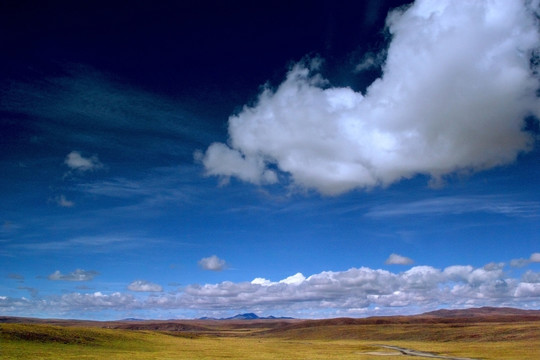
[{"xmin": 1, "ymin": 307, "xmax": 539, "ymax": 359}]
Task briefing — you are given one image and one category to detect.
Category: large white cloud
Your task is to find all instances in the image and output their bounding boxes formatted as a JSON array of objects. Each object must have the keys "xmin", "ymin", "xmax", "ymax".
[{"xmin": 200, "ymin": 0, "xmax": 539, "ymax": 195}]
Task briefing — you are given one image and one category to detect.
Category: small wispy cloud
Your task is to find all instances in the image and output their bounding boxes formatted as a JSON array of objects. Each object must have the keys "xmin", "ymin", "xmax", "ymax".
[
  {"xmin": 54, "ymin": 194, "xmax": 75, "ymax": 208},
  {"xmin": 510, "ymin": 252, "xmax": 540, "ymax": 268},
  {"xmin": 76, "ymin": 285, "xmax": 93, "ymax": 290},
  {"xmin": 128, "ymin": 280, "xmax": 163, "ymax": 292},
  {"xmin": 65, "ymin": 151, "xmax": 104, "ymax": 173},
  {"xmin": 1, "ymin": 221, "xmax": 19, "ymax": 237},
  {"xmin": 77, "ymin": 167, "xmax": 194, "ymax": 201},
  {"xmin": 355, "ymin": 50, "xmax": 386, "ymax": 72},
  {"xmin": 47, "ymin": 269, "xmax": 99, "ymax": 281},
  {"xmin": 7, "ymin": 273, "xmax": 24, "ymax": 281},
  {"xmin": 17, "ymin": 286, "xmax": 39, "ymax": 298},
  {"xmin": 198, "ymin": 255, "xmax": 228, "ymax": 271},
  {"xmin": 385, "ymin": 253, "xmax": 414, "ymax": 265}
]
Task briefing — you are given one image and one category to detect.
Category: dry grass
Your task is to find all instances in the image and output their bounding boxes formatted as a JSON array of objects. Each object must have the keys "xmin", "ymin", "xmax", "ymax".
[
  {"xmin": 1, "ymin": 319, "xmax": 539, "ymax": 359},
  {"xmin": 259, "ymin": 321, "xmax": 540, "ymax": 342}
]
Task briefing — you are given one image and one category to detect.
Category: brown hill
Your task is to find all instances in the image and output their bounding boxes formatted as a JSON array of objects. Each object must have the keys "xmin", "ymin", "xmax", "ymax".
[
  {"xmin": 421, "ymin": 306, "xmax": 540, "ymax": 318},
  {"xmin": 253, "ymin": 307, "xmax": 540, "ymax": 342}
]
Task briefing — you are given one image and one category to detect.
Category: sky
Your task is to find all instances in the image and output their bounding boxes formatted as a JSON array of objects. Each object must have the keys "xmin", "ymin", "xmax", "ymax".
[{"xmin": 1, "ymin": 0, "xmax": 539, "ymax": 320}]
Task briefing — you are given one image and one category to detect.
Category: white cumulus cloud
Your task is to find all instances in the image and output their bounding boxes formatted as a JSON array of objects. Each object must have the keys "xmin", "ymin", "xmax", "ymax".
[
  {"xmin": 279, "ymin": 272, "xmax": 306, "ymax": 285},
  {"xmin": 198, "ymin": 255, "xmax": 228, "ymax": 271},
  {"xmin": 385, "ymin": 253, "xmax": 414, "ymax": 265},
  {"xmin": 175, "ymin": 264, "xmax": 539, "ymax": 313},
  {"xmin": 251, "ymin": 277, "xmax": 273, "ymax": 286},
  {"xmin": 530, "ymin": 252, "xmax": 540, "ymax": 262},
  {"xmin": 199, "ymin": 0, "xmax": 540, "ymax": 195},
  {"xmin": 128, "ymin": 280, "xmax": 163, "ymax": 292}
]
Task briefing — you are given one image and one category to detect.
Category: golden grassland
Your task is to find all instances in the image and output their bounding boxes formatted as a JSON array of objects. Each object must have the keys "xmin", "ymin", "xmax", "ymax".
[{"xmin": 1, "ymin": 320, "xmax": 539, "ymax": 360}]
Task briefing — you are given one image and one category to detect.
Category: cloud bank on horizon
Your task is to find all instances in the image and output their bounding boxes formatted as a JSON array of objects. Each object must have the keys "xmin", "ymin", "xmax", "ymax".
[
  {"xmin": 200, "ymin": 0, "xmax": 540, "ymax": 195},
  {"xmin": 2, "ymin": 253, "xmax": 539, "ymax": 319}
]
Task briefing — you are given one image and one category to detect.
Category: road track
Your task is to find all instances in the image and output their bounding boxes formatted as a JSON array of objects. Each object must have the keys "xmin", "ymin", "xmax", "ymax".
[{"xmin": 378, "ymin": 345, "xmax": 480, "ymax": 360}]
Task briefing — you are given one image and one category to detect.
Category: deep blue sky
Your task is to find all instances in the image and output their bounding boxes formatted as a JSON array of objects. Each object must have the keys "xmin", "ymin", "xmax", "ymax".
[{"xmin": 1, "ymin": 0, "xmax": 539, "ymax": 320}]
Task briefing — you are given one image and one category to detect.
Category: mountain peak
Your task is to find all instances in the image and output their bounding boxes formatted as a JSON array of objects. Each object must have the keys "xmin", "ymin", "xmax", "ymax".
[
  {"xmin": 198, "ymin": 313, "xmax": 294, "ymax": 320},
  {"xmin": 228, "ymin": 313, "xmax": 259, "ymax": 320}
]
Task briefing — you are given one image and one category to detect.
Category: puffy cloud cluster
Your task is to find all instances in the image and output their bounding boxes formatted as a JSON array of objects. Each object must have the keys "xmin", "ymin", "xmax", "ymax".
[
  {"xmin": 47, "ymin": 269, "xmax": 99, "ymax": 282},
  {"xmin": 2, "ymin": 257, "xmax": 540, "ymax": 318},
  {"xmin": 178, "ymin": 263, "xmax": 540, "ymax": 313},
  {"xmin": 200, "ymin": 0, "xmax": 540, "ymax": 195}
]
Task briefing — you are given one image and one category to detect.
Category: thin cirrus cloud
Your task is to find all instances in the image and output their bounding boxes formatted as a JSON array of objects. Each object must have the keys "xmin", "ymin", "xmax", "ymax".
[
  {"xmin": 199, "ymin": 0, "xmax": 539, "ymax": 195},
  {"xmin": 128, "ymin": 280, "xmax": 163, "ymax": 292},
  {"xmin": 47, "ymin": 269, "xmax": 99, "ymax": 281},
  {"xmin": 3, "ymin": 254, "xmax": 538, "ymax": 318},
  {"xmin": 385, "ymin": 253, "xmax": 414, "ymax": 265},
  {"xmin": 0, "ymin": 65, "xmax": 215, "ymax": 157},
  {"xmin": 12, "ymin": 234, "xmax": 146, "ymax": 254},
  {"xmin": 365, "ymin": 196, "xmax": 540, "ymax": 218},
  {"xmin": 76, "ymin": 167, "xmax": 196, "ymax": 203},
  {"xmin": 198, "ymin": 255, "xmax": 228, "ymax": 271}
]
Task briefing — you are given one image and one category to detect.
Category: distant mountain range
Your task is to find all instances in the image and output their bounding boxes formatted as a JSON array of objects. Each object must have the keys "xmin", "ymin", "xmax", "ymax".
[
  {"xmin": 2, "ymin": 306, "xmax": 539, "ymax": 326},
  {"xmin": 197, "ymin": 307, "xmax": 540, "ymax": 321},
  {"xmin": 199, "ymin": 313, "xmax": 294, "ymax": 320}
]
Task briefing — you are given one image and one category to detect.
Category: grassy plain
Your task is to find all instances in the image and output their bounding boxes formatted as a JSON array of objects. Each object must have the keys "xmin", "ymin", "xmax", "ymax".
[{"xmin": 1, "ymin": 319, "xmax": 539, "ymax": 359}]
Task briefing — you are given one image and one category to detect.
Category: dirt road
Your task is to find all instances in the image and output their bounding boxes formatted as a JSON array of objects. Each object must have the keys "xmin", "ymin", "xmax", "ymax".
[{"xmin": 378, "ymin": 345, "xmax": 480, "ymax": 360}]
